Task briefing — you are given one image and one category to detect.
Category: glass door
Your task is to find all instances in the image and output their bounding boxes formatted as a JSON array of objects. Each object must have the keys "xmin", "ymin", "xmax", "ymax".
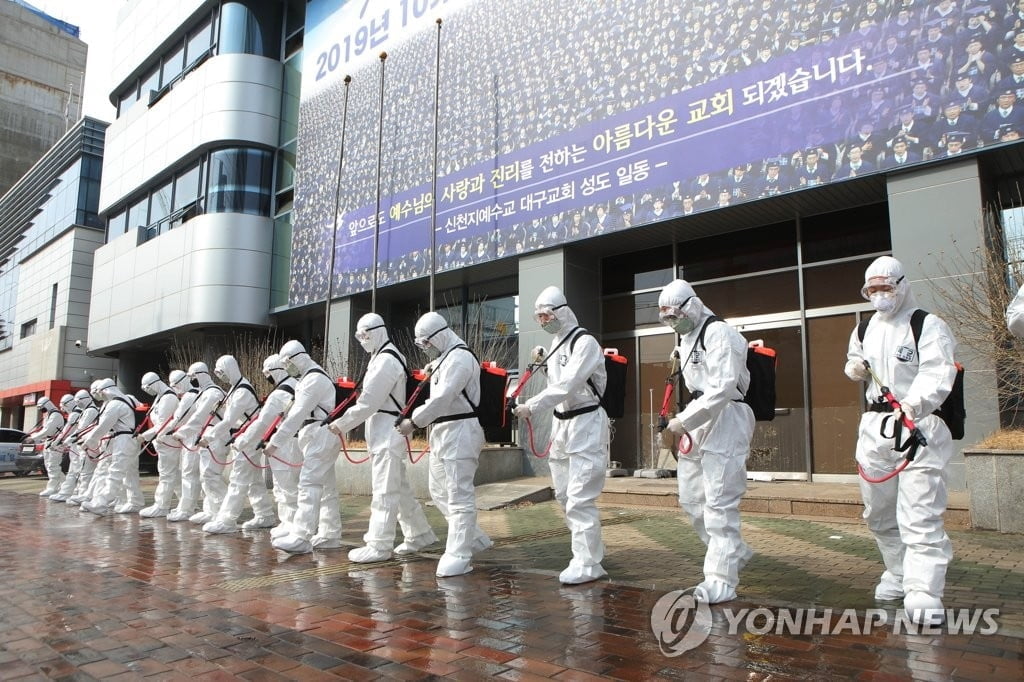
[
  {"xmin": 806, "ymin": 313, "xmax": 862, "ymax": 474},
  {"xmin": 734, "ymin": 320, "xmax": 807, "ymax": 475}
]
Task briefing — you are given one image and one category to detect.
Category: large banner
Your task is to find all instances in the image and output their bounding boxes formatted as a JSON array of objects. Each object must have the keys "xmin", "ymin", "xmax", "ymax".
[{"xmin": 291, "ymin": 0, "xmax": 1023, "ymax": 305}]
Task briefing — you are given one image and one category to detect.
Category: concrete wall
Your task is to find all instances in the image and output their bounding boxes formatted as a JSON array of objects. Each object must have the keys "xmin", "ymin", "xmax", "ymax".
[
  {"xmin": 0, "ymin": 1, "xmax": 88, "ymax": 196},
  {"xmin": 887, "ymin": 159, "xmax": 996, "ymax": 491},
  {"xmin": 88, "ymin": 213, "xmax": 274, "ymax": 352}
]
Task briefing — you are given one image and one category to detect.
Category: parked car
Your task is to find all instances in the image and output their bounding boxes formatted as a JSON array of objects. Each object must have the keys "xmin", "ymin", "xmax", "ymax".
[
  {"xmin": 13, "ymin": 435, "xmax": 46, "ymax": 476},
  {"xmin": 0, "ymin": 428, "xmax": 37, "ymax": 476}
]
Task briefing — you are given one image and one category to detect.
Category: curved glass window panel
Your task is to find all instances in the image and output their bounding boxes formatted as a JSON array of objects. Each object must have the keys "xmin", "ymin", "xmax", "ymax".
[
  {"xmin": 173, "ymin": 162, "xmax": 202, "ymax": 211},
  {"xmin": 207, "ymin": 148, "xmax": 273, "ymax": 216},
  {"xmin": 117, "ymin": 85, "xmax": 137, "ymax": 117},
  {"xmin": 219, "ymin": 2, "xmax": 281, "ymax": 58},
  {"xmin": 106, "ymin": 210, "xmax": 126, "ymax": 242}
]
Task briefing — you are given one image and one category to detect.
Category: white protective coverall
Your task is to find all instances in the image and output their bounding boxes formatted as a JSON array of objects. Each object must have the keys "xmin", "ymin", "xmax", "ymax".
[
  {"xmin": 137, "ymin": 372, "xmax": 180, "ymax": 517},
  {"xmin": 660, "ymin": 279, "xmax": 755, "ymax": 604},
  {"xmin": 77, "ymin": 380, "xmax": 114, "ymax": 505},
  {"xmin": 173, "ymin": 362, "xmax": 228, "ymax": 524},
  {"xmin": 270, "ymin": 340, "xmax": 341, "ymax": 554},
  {"xmin": 66, "ymin": 390, "xmax": 100, "ymax": 505},
  {"xmin": 519, "ymin": 286, "xmax": 610, "ymax": 585},
  {"xmin": 1007, "ymin": 283, "xmax": 1024, "ymax": 338},
  {"xmin": 234, "ymin": 355, "xmax": 302, "ymax": 537},
  {"xmin": 48, "ymin": 395, "xmax": 79, "ymax": 501},
  {"xmin": 845, "ymin": 256, "xmax": 957, "ymax": 626},
  {"xmin": 330, "ymin": 313, "xmax": 437, "ymax": 563},
  {"xmin": 165, "ymin": 371, "xmax": 201, "ymax": 521},
  {"xmin": 400, "ymin": 311, "xmax": 491, "ymax": 578},
  {"xmin": 82, "ymin": 380, "xmax": 144, "ymax": 514},
  {"xmin": 34, "ymin": 397, "xmax": 66, "ymax": 497},
  {"xmin": 203, "ymin": 355, "xmax": 277, "ymax": 533}
]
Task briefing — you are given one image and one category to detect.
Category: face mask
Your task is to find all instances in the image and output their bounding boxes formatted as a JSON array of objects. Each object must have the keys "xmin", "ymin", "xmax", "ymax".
[
  {"xmin": 283, "ymin": 358, "xmax": 300, "ymax": 377},
  {"xmin": 541, "ymin": 318, "xmax": 563, "ymax": 334},
  {"xmin": 870, "ymin": 292, "xmax": 897, "ymax": 313}
]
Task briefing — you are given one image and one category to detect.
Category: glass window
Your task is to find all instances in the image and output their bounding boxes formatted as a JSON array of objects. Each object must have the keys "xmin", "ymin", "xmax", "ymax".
[
  {"xmin": 803, "ymin": 258, "xmax": 879, "ymax": 309},
  {"xmin": 186, "ymin": 17, "xmax": 213, "ymax": 67},
  {"xmin": 117, "ymin": 84, "xmax": 137, "ymax": 117},
  {"xmin": 207, "ymin": 148, "xmax": 273, "ymax": 216},
  {"xmin": 603, "ymin": 246, "xmax": 674, "ymax": 295},
  {"xmin": 127, "ymin": 195, "xmax": 148, "ymax": 231},
  {"xmin": 276, "ymin": 141, "xmax": 296, "ymax": 192},
  {"xmin": 149, "ymin": 179, "xmax": 173, "ymax": 228},
  {"xmin": 106, "ymin": 209, "xmax": 126, "ymax": 242},
  {"xmin": 697, "ymin": 271, "xmax": 800, "ymax": 318},
  {"xmin": 602, "ymin": 291, "xmax": 662, "ymax": 332},
  {"xmin": 139, "ymin": 66, "xmax": 160, "ymax": 105},
  {"xmin": 174, "ymin": 162, "xmax": 202, "ymax": 210},
  {"xmin": 219, "ymin": 1, "xmax": 282, "ymax": 58},
  {"xmin": 802, "ymin": 203, "xmax": 891, "ymax": 263},
  {"xmin": 161, "ymin": 41, "xmax": 186, "ymax": 87},
  {"xmin": 20, "ymin": 319, "xmax": 36, "ymax": 339},
  {"xmin": 279, "ymin": 52, "xmax": 302, "ymax": 143},
  {"xmin": 680, "ymin": 221, "xmax": 797, "ymax": 281}
]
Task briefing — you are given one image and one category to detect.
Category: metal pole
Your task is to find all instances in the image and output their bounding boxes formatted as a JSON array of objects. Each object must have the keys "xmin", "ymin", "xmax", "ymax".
[
  {"xmin": 371, "ymin": 52, "xmax": 387, "ymax": 313},
  {"xmin": 324, "ymin": 75, "xmax": 352, "ymax": 347},
  {"xmin": 429, "ymin": 18, "xmax": 442, "ymax": 311}
]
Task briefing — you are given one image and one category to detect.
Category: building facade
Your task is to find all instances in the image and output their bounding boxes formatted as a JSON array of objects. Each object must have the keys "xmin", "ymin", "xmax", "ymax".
[
  {"xmin": 90, "ymin": 0, "xmax": 1024, "ymax": 491},
  {"xmin": 0, "ymin": 0, "xmax": 87, "ymax": 197},
  {"xmin": 0, "ymin": 116, "xmax": 115, "ymax": 430}
]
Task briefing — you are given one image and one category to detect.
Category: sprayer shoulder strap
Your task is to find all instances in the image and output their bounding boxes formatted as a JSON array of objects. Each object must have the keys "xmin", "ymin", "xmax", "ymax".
[
  {"xmin": 567, "ymin": 328, "xmax": 605, "ymax": 400},
  {"xmin": 857, "ymin": 310, "xmax": 928, "ymax": 351},
  {"xmin": 378, "ymin": 346, "xmax": 409, "ymax": 411}
]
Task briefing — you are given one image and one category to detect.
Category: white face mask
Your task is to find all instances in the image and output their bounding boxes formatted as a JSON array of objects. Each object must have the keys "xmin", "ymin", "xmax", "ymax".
[
  {"xmin": 870, "ymin": 291, "xmax": 897, "ymax": 313},
  {"xmin": 283, "ymin": 358, "xmax": 300, "ymax": 377}
]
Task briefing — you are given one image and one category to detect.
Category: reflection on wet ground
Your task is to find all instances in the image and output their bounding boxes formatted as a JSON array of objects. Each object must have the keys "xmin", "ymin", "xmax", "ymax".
[{"xmin": 0, "ymin": 486, "xmax": 1021, "ymax": 680}]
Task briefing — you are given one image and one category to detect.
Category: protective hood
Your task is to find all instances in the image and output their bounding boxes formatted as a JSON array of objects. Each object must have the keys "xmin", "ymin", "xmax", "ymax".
[
  {"xmin": 140, "ymin": 371, "xmax": 169, "ymax": 397},
  {"xmin": 355, "ymin": 312, "xmax": 389, "ymax": 354},
  {"xmin": 168, "ymin": 370, "xmax": 190, "ymax": 396},
  {"xmin": 74, "ymin": 389, "xmax": 92, "ymax": 409},
  {"xmin": 861, "ymin": 256, "xmax": 916, "ymax": 319},
  {"xmin": 214, "ymin": 354, "xmax": 242, "ymax": 386},
  {"xmin": 59, "ymin": 394, "xmax": 75, "ymax": 411},
  {"xmin": 91, "ymin": 378, "xmax": 114, "ymax": 401},
  {"xmin": 187, "ymin": 362, "xmax": 215, "ymax": 389},
  {"xmin": 279, "ymin": 340, "xmax": 315, "ymax": 377},
  {"xmin": 37, "ymin": 397, "xmax": 57, "ymax": 413},
  {"xmin": 658, "ymin": 279, "xmax": 713, "ymax": 334},
  {"xmin": 414, "ymin": 311, "xmax": 461, "ymax": 356},
  {"xmin": 262, "ymin": 353, "xmax": 289, "ymax": 387},
  {"xmin": 534, "ymin": 285, "xmax": 580, "ymax": 338}
]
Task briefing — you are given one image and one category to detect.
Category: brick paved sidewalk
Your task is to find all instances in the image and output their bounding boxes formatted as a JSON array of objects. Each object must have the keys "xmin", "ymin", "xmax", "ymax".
[{"xmin": 0, "ymin": 478, "xmax": 1021, "ymax": 680}]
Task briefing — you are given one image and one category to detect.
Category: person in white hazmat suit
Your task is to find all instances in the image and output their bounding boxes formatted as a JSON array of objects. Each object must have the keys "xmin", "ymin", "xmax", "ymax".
[
  {"xmin": 513, "ymin": 286, "xmax": 610, "ymax": 584},
  {"xmin": 32, "ymin": 397, "xmax": 67, "ymax": 497},
  {"xmin": 82, "ymin": 379, "xmax": 145, "ymax": 515},
  {"xmin": 203, "ymin": 355, "xmax": 277, "ymax": 534},
  {"xmin": 845, "ymin": 255, "xmax": 958, "ymax": 626},
  {"xmin": 171, "ymin": 362, "xmax": 228, "ymax": 524},
  {"xmin": 659, "ymin": 279, "xmax": 755, "ymax": 604},
  {"xmin": 234, "ymin": 354, "xmax": 302, "ymax": 538},
  {"xmin": 270, "ymin": 340, "xmax": 342, "ymax": 554},
  {"xmin": 164, "ymin": 370, "xmax": 202, "ymax": 521},
  {"xmin": 329, "ymin": 313, "xmax": 437, "ymax": 562},
  {"xmin": 1007, "ymin": 282, "xmax": 1024, "ymax": 338},
  {"xmin": 75, "ymin": 380, "xmax": 115, "ymax": 506},
  {"xmin": 136, "ymin": 372, "xmax": 181, "ymax": 517},
  {"xmin": 66, "ymin": 390, "xmax": 101, "ymax": 506},
  {"xmin": 47, "ymin": 394, "xmax": 79, "ymax": 501},
  {"xmin": 396, "ymin": 312, "xmax": 491, "ymax": 578}
]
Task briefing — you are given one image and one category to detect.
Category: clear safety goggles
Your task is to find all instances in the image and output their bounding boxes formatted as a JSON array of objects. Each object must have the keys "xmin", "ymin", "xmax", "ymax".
[
  {"xmin": 354, "ymin": 324, "xmax": 385, "ymax": 343},
  {"xmin": 415, "ymin": 326, "xmax": 447, "ymax": 350},
  {"xmin": 533, "ymin": 303, "xmax": 566, "ymax": 325},
  {"xmin": 658, "ymin": 304, "xmax": 684, "ymax": 320},
  {"xmin": 860, "ymin": 275, "xmax": 902, "ymax": 300}
]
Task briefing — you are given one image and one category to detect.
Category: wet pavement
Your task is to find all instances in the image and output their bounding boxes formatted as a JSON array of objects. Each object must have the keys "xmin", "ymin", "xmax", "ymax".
[{"xmin": 0, "ymin": 475, "xmax": 1021, "ymax": 681}]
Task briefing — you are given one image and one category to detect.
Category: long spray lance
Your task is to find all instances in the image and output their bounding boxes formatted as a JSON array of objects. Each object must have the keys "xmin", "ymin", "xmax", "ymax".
[
  {"xmin": 657, "ymin": 351, "xmax": 680, "ymax": 432},
  {"xmin": 859, "ymin": 359, "xmax": 927, "ymax": 483}
]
